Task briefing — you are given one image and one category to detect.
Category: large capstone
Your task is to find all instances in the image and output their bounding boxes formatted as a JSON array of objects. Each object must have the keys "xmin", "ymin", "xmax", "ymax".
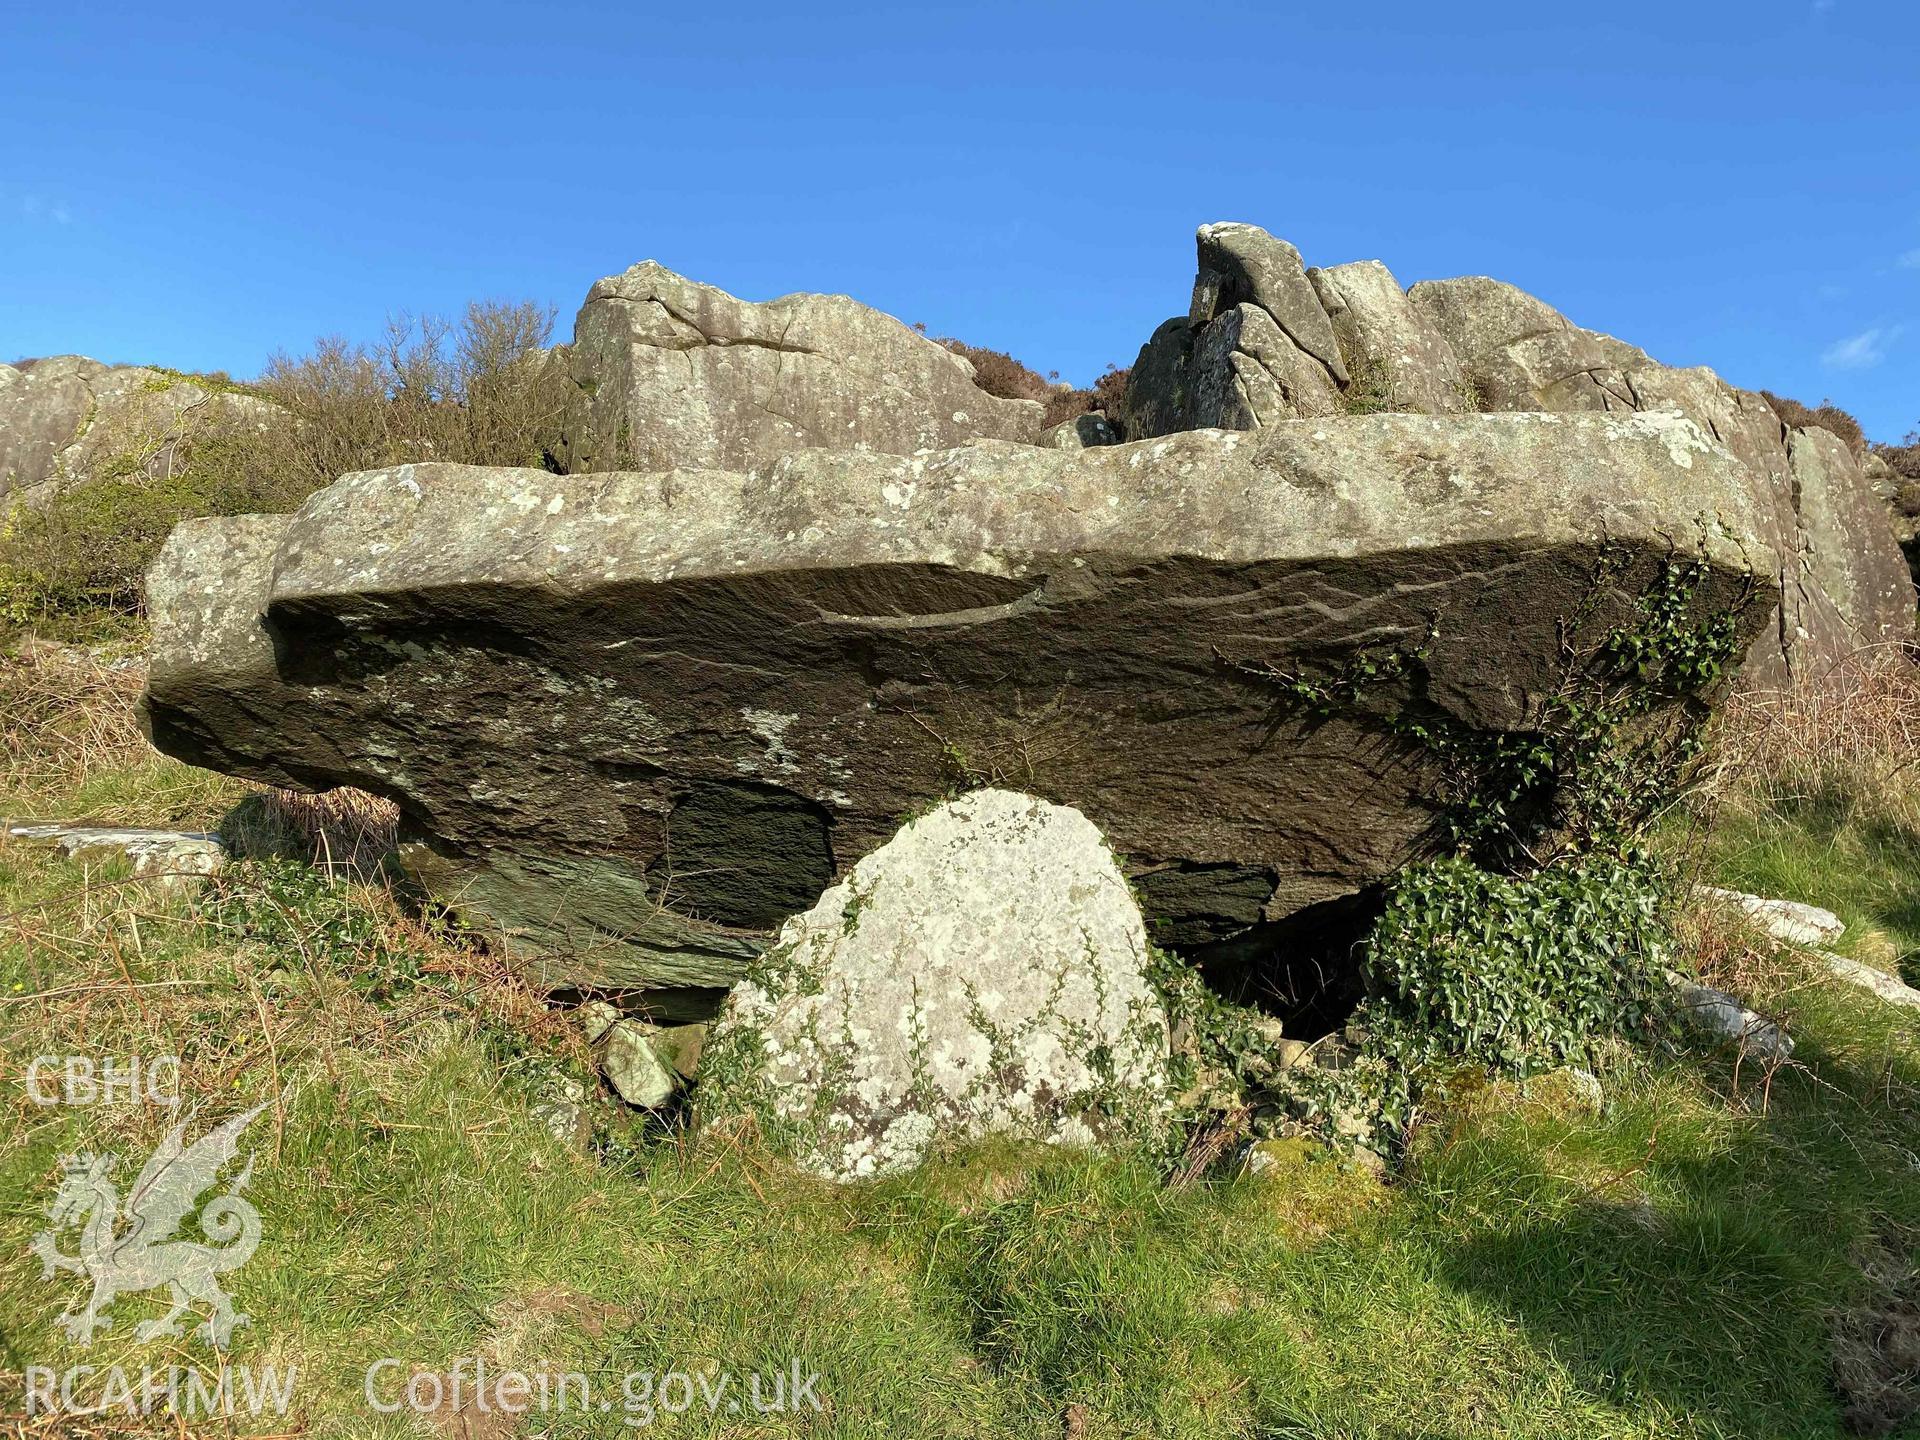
[
  {"xmin": 553, "ymin": 261, "xmax": 1043, "ymax": 474},
  {"xmin": 143, "ymin": 412, "xmax": 1777, "ymax": 998},
  {"xmin": 697, "ymin": 788, "xmax": 1172, "ymax": 1180}
]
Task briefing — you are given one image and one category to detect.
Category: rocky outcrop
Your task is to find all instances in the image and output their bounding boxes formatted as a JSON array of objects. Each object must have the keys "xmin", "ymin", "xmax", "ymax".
[
  {"xmin": 1118, "ymin": 225, "xmax": 1914, "ymax": 682},
  {"xmin": 143, "ymin": 411, "xmax": 1774, "ymax": 1000},
  {"xmin": 1116, "ymin": 225, "xmax": 1347, "ymax": 436},
  {"xmin": 1406, "ymin": 276, "xmax": 1645, "ymax": 413},
  {"xmin": 1308, "ymin": 260, "xmax": 1470, "ymax": 415},
  {"xmin": 553, "ymin": 261, "xmax": 1044, "ymax": 474},
  {"xmin": 698, "ymin": 789, "xmax": 1171, "ymax": 1180},
  {"xmin": 0, "ymin": 357, "xmax": 278, "ymax": 505}
]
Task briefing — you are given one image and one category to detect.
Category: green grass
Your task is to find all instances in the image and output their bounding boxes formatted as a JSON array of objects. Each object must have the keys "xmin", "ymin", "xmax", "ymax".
[
  {"xmin": 1689, "ymin": 776, "xmax": 1920, "ymax": 983},
  {"xmin": 3, "ymin": 650, "xmax": 1918, "ymax": 1437}
]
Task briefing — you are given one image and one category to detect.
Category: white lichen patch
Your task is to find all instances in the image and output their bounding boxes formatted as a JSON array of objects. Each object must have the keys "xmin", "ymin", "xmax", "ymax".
[
  {"xmin": 739, "ymin": 708, "xmax": 802, "ymax": 774},
  {"xmin": 701, "ymin": 789, "xmax": 1170, "ymax": 1181},
  {"xmin": 1619, "ymin": 408, "xmax": 1715, "ymax": 470}
]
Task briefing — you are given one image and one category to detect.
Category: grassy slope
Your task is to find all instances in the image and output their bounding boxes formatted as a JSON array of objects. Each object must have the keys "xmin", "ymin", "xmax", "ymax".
[{"xmin": 1, "ymin": 646, "xmax": 1917, "ymax": 1439}]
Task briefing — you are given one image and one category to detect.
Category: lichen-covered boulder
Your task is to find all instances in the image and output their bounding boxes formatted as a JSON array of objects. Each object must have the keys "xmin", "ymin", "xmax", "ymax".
[
  {"xmin": 0, "ymin": 356, "xmax": 278, "ymax": 505},
  {"xmin": 554, "ymin": 261, "xmax": 1043, "ymax": 474},
  {"xmin": 697, "ymin": 789, "xmax": 1171, "ymax": 1180}
]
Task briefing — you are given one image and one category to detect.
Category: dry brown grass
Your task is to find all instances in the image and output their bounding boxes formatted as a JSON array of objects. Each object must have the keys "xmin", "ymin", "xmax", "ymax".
[
  {"xmin": 0, "ymin": 639, "xmax": 157, "ymax": 811},
  {"xmin": 0, "ymin": 639, "xmax": 398, "ymax": 866},
  {"xmin": 1701, "ymin": 645, "xmax": 1920, "ymax": 823}
]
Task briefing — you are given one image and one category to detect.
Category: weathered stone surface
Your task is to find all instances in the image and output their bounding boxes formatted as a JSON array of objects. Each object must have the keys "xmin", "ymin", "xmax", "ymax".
[
  {"xmin": 1117, "ymin": 226, "xmax": 1907, "ymax": 680},
  {"xmin": 1120, "ymin": 225, "xmax": 1346, "ymax": 437},
  {"xmin": 1192, "ymin": 224, "xmax": 1348, "ymax": 384},
  {"xmin": 1308, "ymin": 260, "xmax": 1471, "ymax": 415},
  {"xmin": 601, "ymin": 1020, "xmax": 678, "ymax": 1108},
  {"xmin": 1045, "ymin": 412, "xmax": 1119, "ymax": 449},
  {"xmin": 0, "ymin": 357, "xmax": 278, "ymax": 505},
  {"xmin": 1401, "ymin": 281, "xmax": 1913, "ymax": 678},
  {"xmin": 1407, "ymin": 277, "xmax": 1636, "ymax": 413},
  {"xmin": 554, "ymin": 262, "xmax": 1043, "ymax": 474},
  {"xmin": 1783, "ymin": 427, "xmax": 1917, "ymax": 676},
  {"xmin": 698, "ymin": 789, "xmax": 1171, "ymax": 1180},
  {"xmin": 1700, "ymin": 886, "xmax": 1845, "ymax": 947},
  {"xmin": 3, "ymin": 822, "xmax": 226, "ymax": 895},
  {"xmin": 143, "ymin": 412, "xmax": 1776, "ymax": 997},
  {"xmin": 1671, "ymin": 976, "xmax": 1795, "ymax": 1063},
  {"xmin": 1820, "ymin": 953, "xmax": 1920, "ymax": 1010}
]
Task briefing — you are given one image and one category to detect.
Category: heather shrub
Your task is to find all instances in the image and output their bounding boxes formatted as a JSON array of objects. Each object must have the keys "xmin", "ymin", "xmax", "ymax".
[
  {"xmin": 1760, "ymin": 389, "xmax": 1867, "ymax": 455},
  {"xmin": 932, "ymin": 336, "xmax": 1054, "ymax": 403},
  {"xmin": 1876, "ymin": 429, "xmax": 1920, "ymax": 487},
  {"xmin": 1040, "ymin": 364, "xmax": 1132, "ymax": 432},
  {"xmin": 1, "ymin": 301, "xmax": 568, "ymax": 637}
]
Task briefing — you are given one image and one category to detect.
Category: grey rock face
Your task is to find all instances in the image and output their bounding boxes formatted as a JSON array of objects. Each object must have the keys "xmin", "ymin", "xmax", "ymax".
[
  {"xmin": 698, "ymin": 789, "xmax": 1171, "ymax": 1181},
  {"xmin": 1407, "ymin": 276, "xmax": 1635, "ymax": 412},
  {"xmin": 1308, "ymin": 260, "xmax": 1471, "ymax": 415},
  {"xmin": 555, "ymin": 262, "xmax": 1043, "ymax": 474},
  {"xmin": 143, "ymin": 412, "xmax": 1774, "ymax": 998},
  {"xmin": 0, "ymin": 357, "xmax": 278, "ymax": 505},
  {"xmin": 1118, "ymin": 226, "xmax": 1912, "ymax": 681},
  {"xmin": 1045, "ymin": 412, "xmax": 1119, "ymax": 449},
  {"xmin": 1119, "ymin": 224, "xmax": 1346, "ymax": 437}
]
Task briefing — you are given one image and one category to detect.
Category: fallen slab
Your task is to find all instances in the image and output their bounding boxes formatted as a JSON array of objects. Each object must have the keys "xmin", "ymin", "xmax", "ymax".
[
  {"xmin": 1819, "ymin": 952, "xmax": 1920, "ymax": 1011},
  {"xmin": 1700, "ymin": 886, "xmax": 1846, "ymax": 948},
  {"xmin": 4, "ymin": 821, "xmax": 226, "ymax": 894}
]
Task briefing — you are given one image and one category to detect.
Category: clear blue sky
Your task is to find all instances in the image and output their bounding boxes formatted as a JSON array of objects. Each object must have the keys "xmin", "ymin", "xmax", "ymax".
[{"xmin": 3, "ymin": 1, "xmax": 1916, "ymax": 440}]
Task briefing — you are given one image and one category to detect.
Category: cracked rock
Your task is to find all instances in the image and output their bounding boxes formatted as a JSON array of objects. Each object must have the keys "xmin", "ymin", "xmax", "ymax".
[
  {"xmin": 0, "ymin": 356, "xmax": 280, "ymax": 506},
  {"xmin": 1115, "ymin": 224, "xmax": 1912, "ymax": 683},
  {"xmin": 554, "ymin": 261, "xmax": 1043, "ymax": 473}
]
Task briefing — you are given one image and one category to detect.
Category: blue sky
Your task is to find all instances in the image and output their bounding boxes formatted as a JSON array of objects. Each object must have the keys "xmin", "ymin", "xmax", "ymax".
[{"xmin": 3, "ymin": 1, "xmax": 1916, "ymax": 439}]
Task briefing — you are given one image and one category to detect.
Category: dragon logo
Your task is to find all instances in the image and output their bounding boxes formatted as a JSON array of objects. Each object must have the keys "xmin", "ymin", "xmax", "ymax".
[{"xmin": 31, "ymin": 1103, "xmax": 268, "ymax": 1348}]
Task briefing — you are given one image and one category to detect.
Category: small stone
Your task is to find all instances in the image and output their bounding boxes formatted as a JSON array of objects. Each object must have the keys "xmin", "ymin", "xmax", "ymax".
[
  {"xmin": 1700, "ymin": 886, "xmax": 1845, "ymax": 948},
  {"xmin": 1272, "ymin": 1038, "xmax": 1311, "ymax": 1072},
  {"xmin": 4, "ymin": 822, "xmax": 226, "ymax": 896},
  {"xmin": 601, "ymin": 1020, "xmax": 679, "ymax": 1109},
  {"xmin": 577, "ymin": 999, "xmax": 621, "ymax": 1044},
  {"xmin": 1244, "ymin": 1137, "xmax": 1318, "ymax": 1177},
  {"xmin": 1553, "ymin": 1067, "xmax": 1605, "ymax": 1116},
  {"xmin": 649, "ymin": 1023, "xmax": 707, "ymax": 1080},
  {"xmin": 1044, "ymin": 413, "xmax": 1118, "ymax": 449},
  {"xmin": 1820, "ymin": 952, "xmax": 1920, "ymax": 1010},
  {"xmin": 1670, "ymin": 975, "xmax": 1795, "ymax": 1063},
  {"xmin": 531, "ymin": 1078, "xmax": 591, "ymax": 1149}
]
